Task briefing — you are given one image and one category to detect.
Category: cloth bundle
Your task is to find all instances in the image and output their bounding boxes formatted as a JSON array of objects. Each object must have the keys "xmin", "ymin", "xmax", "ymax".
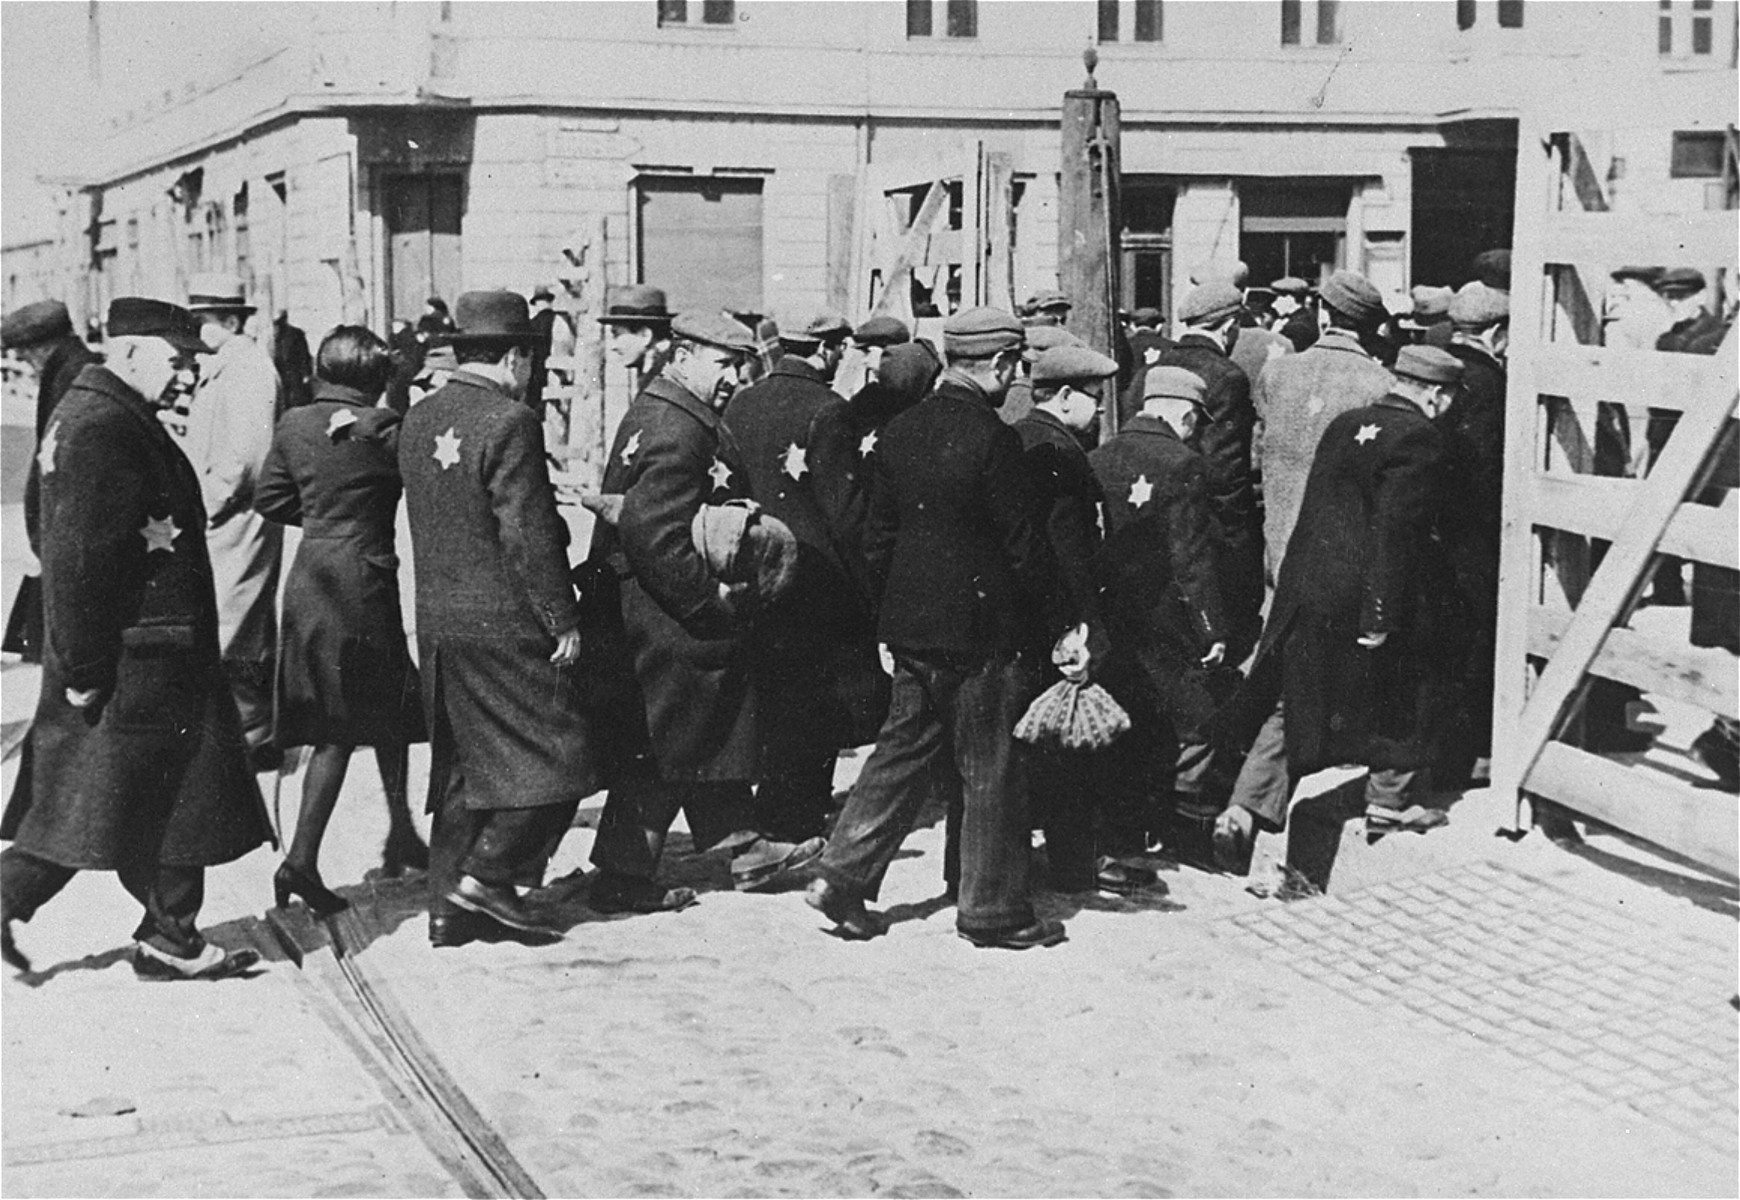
[{"xmin": 1014, "ymin": 678, "xmax": 1131, "ymax": 751}]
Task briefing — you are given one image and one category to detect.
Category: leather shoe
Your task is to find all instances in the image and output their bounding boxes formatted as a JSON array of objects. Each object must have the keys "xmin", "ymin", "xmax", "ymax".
[
  {"xmin": 2, "ymin": 921, "xmax": 30, "ymax": 975},
  {"xmin": 1095, "ymin": 857, "xmax": 1161, "ymax": 896},
  {"xmin": 804, "ymin": 877, "xmax": 882, "ymax": 940},
  {"xmin": 589, "ymin": 872, "xmax": 698, "ymax": 915},
  {"xmin": 429, "ymin": 911, "xmax": 559, "ymax": 948},
  {"xmin": 731, "ymin": 835, "xmax": 826, "ymax": 892},
  {"xmin": 957, "ymin": 918, "xmax": 1067, "ymax": 950},
  {"xmin": 133, "ymin": 942, "xmax": 261, "ymax": 981},
  {"xmin": 446, "ymin": 875, "xmax": 563, "ymax": 935}
]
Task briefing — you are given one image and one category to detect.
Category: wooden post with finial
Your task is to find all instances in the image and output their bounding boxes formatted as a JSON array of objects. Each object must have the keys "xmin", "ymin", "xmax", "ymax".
[{"xmin": 1060, "ymin": 45, "xmax": 1123, "ymax": 441}]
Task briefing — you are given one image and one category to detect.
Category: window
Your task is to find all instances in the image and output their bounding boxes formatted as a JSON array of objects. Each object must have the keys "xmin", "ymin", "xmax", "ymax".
[
  {"xmin": 907, "ymin": 0, "xmax": 976, "ymax": 38},
  {"xmin": 1693, "ymin": 0, "xmax": 1713, "ymax": 53},
  {"xmin": 636, "ymin": 175, "xmax": 764, "ymax": 316},
  {"xmin": 1457, "ymin": 0, "xmax": 1476, "ymax": 30},
  {"xmin": 1660, "ymin": 0, "xmax": 1725, "ymax": 55},
  {"xmin": 1281, "ymin": 0, "xmax": 1339, "ymax": 45},
  {"xmin": 1097, "ymin": 0, "xmax": 1162, "ymax": 42},
  {"xmin": 1497, "ymin": 0, "xmax": 1523, "ymax": 27},
  {"xmin": 1240, "ymin": 182, "xmax": 1350, "ymax": 285},
  {"xmin": 658, "ymin": 0, "xmax": 733, "ymax": 27},
  {"xmin": 233, "ymin": 185, "xmax": 250, "ymax": 285},
  {"xmin": 1671, "ymin": 130, "xmax": 1727, "ymax": 177}
]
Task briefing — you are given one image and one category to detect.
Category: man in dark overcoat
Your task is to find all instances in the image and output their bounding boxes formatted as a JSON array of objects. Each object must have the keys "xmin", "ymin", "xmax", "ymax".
[
  {"xmin": 1, "ymin": 298, "xmax": 272, "ymax": 980},
  {"xmin": 4, "ymin": 300, "xmax": 100, "ymax": 663},
  {"xmin": 807, "ymin": 307, "xmax": 1070, "ymax": 950},
  {"xmin": 399, "ymin": 291, "xmax": 590, "ymax": 946},
  {"xmin": 1016, "ymin": 345, "xmax": 1160, "ymax": 895},
  {"xmin": 1152, "ymin": 281, "xmax": 1263, "ymax": 660},
  {"xmin": 588, "ymin": 312, "xmax": 824, "ymax": 914},
  {"xmin": 1090, "ymin": 367, "xmax": 1233, "ymax": 870},
  {"xmin": 722, "ymin": 309, "xmax": 875, "ymax": 843},
  {"xmin": 1221, "ymin": 346, "xmax": 1467, "ymax": 856}
]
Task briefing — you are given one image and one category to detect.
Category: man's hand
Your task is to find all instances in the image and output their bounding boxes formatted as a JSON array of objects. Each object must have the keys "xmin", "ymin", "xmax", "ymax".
[
  {"xmin": 1052, "ymin": 623, "xmax": 1092, "ymax": 685},
  {"xmin": 1200, "ymin": 641, "xmax": 1227, "ymax": 668},
  {"xmin": 549, "ymin": 625, "xmax": 582, "ymax": 666},
  {"xmin": 1357, "ymin": 631, "xmax": 1390, "ymax": 650},
  {"xmin": 65, "ymin": 687, "xmax": 103, "ymax": 708}
]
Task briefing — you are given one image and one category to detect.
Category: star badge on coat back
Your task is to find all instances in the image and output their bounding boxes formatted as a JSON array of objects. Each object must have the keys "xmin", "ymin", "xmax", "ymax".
[
  {"xmin": 708, "ymin": 457, "xmax": 733, "ymax": 491},
  {"xmin": 140, "ymin": 514, "xmax": 180, "ymax": 554},
  {"xmin": 782, "ymin": 442, "xmax": 809, "ymax": 481},
  {"xmin": 433, "ymin": 427, "xmax": 462, "ymax": 470},
  {"xmin": 1354, "ymin": 423, "xmax": 1380, "ymax": 445},
  {"xmin": 1128, "ymin": 474, "xmax": 1154, "ymax": 508},
  {"xmin": 859, "ymin": 430, "xmax": 878, "ymax": 458},
  {"xmin": 36, "ymin": 423, "xmax": 60, "ymax": 476}
]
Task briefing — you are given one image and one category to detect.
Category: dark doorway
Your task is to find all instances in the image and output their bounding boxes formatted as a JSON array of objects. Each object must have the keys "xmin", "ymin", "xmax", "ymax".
[
  {"xmin": 1119, "ymin": 180, "xmax": 1175, "ymax": 318},
  {"xmin": 1410, "ymin": 148, "xmax": 1516, "ymax": 287},
  {"xmin": 385, "ymin": 174, "xmax": 464, "ymax": 325},
  {"xmin": 1240, "ymin": 182, "xmax": 1350, "ymax": 287}
]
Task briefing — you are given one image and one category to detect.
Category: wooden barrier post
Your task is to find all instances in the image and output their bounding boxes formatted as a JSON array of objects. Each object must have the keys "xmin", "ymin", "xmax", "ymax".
[{"xmin": 1060, "ymin": 47, "xmax": 1122, "ymax": 442}]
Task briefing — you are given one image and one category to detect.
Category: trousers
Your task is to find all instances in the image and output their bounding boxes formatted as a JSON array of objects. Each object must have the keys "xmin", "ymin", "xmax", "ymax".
[
  {"xmin": 1227, "ymin": 699, "xmax": 1425, "ymax": 829},
  {"xmin": 0, "ymin": 845, "xmax": 205, "ymax": 955},
  {"xmin": 591, "ymin": 763, "xmax": 757, "ymax": 880}
]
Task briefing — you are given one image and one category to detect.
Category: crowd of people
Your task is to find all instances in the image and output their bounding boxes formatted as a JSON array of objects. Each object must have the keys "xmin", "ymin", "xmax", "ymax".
[{"xmin": 0, "ymin": 244, "xmax": 1731, "ymax": 977}]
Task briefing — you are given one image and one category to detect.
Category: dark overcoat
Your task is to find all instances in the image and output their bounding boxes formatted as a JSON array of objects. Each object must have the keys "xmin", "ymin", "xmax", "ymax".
[
  {"xmin": 1014, "ymin": 408, "xmax": 1105, "ymax": 649},
  {"xmin": 865, "ymin": 373, "xmax": 1063, "ymax": 657},
  {"xmin": 723, "ymin": 358, "xmax": 887, "ymax": 748},
  {"xmin": 1089, "ymin": 416, "xmax": 1230, "ymax": 734},
  {"xmin": 1255, "ymin": 395, "xmax": 1462, "ymax": 775},
  {"xmin": 1156, "ymin": 332, "xmax": 1263, "ymax": 654},
  {"xmin": 1439, "ymin": 342, "xmax": 1508, "ymax": 626},
  {"xmin": 1117, "ymin": 329, "xmax": 1177, "ymax": 425},
  {"xmin": 591, "ymin": 375, "xmax": 760, "ymax": 782},
  {"xmin": 255, "ymin": 383, "xmax": 424, "ymax": 749},
  {"xmin": 23, "ymin": 334, "xmax": 101, "ymax": 553},
  {"xmin": 2, "ymin": 365, "xmax": 273, "ymax": 869},
  {"xmin": 400, "ymin": 368, "xmax": 595, "ymax": 809}
]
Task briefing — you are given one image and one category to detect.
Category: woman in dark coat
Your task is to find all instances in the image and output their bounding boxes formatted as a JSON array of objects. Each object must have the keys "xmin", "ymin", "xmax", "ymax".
[{"xmin": 255, "ymin": 327, "xmax": 428, "ymax": 914}]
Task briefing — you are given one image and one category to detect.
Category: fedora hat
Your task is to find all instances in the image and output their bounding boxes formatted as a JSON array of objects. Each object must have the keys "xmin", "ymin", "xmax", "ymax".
[
  {"xmin": 446, "ymin": 290, "xmax": 542, "ymax": 345},
  {"xmin": 185, "ymin": 272, "xmax": 256, "ymax": 316},
  {"xmin": 598, "ymin": 284, "xmax": 674, "ymax": 327}
]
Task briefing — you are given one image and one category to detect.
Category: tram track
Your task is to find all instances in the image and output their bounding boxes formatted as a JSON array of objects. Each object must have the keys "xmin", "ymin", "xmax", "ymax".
[{"xmin": 264, "ymin": 903, "xmax": 544, "ymax": 1200}]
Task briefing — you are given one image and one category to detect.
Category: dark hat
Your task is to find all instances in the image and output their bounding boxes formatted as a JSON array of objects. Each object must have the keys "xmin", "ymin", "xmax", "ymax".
[
  {"xmin": 943, "ymin": 306, "xmax": 1024, "ymax": 357},
  {"xmin": 1319, "ymin": 270, "xmax": 1385, "ymax": 324},
  {"xmin": 876, "ymin": 340, "xmax": 943, "ymax": 401},
  {"xmin": 598, "ymin": 284, "xmax": 674, "ymax": 327},
  {"xmin": 1020, "ymin": 324, "xmax": 1085, "ymax": 364},
  {"xmin": 1271, "ymin": 276, "xmax": 1311, "ymax": 296},
  {"xmin": 1032, "ymin": 345, "xmax": 1118, "ymax": 387},
  {"xmin": 107, "ymin": 297, "xmax": 210, "ymax": 354},
  {"xmin": 1654, "ymin": 267, "xmax": 1708, "ymax": 297},
  {"xmin": 1178, "ymin": 281, "xmax": 1243, "ymax": 326},
  {"xmin": 672, "ymin": 310, "xmax": 757, "ymax": 355},
  {"xmin": 1130, "ymin": 306, "xmax": 1163, "ymax": 327},
  {"xmin": 530, "ymin": 284, "xmax": 556, "ymax": 302},
  {"xmin": 778, "ymin": 308, "xmax": 852, "ymax": 348},
  {"xmin": 0, "ymin": 299, "xmax": 74, "ymax": 351},
  {"xmin": 1448, "ymin": 283, "xmax": 1510, "ymax": 329},
  {"xmin": 1190, "ymin": 261, "xmax": 1250, "ymax": 288},
  {"xmin": 852, "ymin": 315, "xmax": 911, "ymax": 347},
  {"xmin": 1023, "ymin": 289, "xmax": 1073, "ymax": 314},
  {"xmin": 1243, "ymin": 287, "xmax": 1277, "ymax": 308},
  {"xmin": 1142, "ymin": 365, "xmax": 1208, "ymax": 406},
  {"xmin": 426, "ymin": 297, "xmax": 449, "ymax": 311},
  {"xmin": 447, "ymin": 290, "xmax": 541, "ymax": 344},
  {"xmin": 185, "ymin": 271, "xmax": 256, "ymax": 316},
  {"xmin": 1393, "ymin": 345, "xmax": 1465, "ymax": 385},
  {"xmin": 1610, "ymin": 265, "xmax": 1664, "ymax": 286},
  {"xmin": 1471, "ymin": 248, "xmax": 1512, "ymax": 291},
  {"xmin": 1409, "ymin": 286, "xmax": 1454, "ymax": 319}
]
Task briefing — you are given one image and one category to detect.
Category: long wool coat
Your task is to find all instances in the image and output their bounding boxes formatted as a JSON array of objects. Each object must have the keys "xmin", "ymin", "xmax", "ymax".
[
  {"xmin": 255, "ymin": 382, "xmax": 425, "ymax": 749},
  {"xmin": 400, "ymin": 368, "xmax": 595, "ymax": 809},
  {"xmin": 1256, "ymin": 394, "xmax": 1463, "ymax": 776},
  {"xmin": 2, "ymin": 365, "xmax": 273, "ymax": 869},
  {"xmin": 592, "ymin": 375, "xmax": 760, "ymax": 783}
]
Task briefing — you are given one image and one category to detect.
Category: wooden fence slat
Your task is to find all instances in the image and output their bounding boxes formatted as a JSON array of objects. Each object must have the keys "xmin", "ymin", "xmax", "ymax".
[
  {"xmin": 1508, "ymin": 323, "xmax": 1740, "ymax": 799},
  {"xmin": 869, "ymin": 180, "xmax": 951, "ymax": 319},
  {"xmin": 1541, "ymin": 210, "xmax": 1739, "ymax": 270},
  {"xmin": 1529, "ymin": 743, "xmax": 1740, "ymax": 880},
  {"xmin": 1528, "ymin": 473, "xmax": 1740, "ymax": 569},
  {"xmin": 1526, "ymin": 608, "xmax": 1740, "ymax": 716},
  {"xmin": 1535, "ymin": 344, "xmax": 1723, "ymax": 414}
]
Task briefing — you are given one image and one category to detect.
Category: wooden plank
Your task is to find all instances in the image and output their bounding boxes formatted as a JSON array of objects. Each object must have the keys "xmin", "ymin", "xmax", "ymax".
[
  {"xmin": 1526, "ymin": 742, "xmax": 1740, "ymax": 879},
  {"xmin": 869, "ymin": 179, "xmax": 949, "ymax": 319},
  {"xmin": 1559, "ymin": 132, "xmax": 1610, "ymax": 212},
  {"xmin": 1526, "ymin": 608, "xmax": 1739, "ymax": 715},
  {"xmin": 1506, "ymin": 322, "xmax": 1740, "ymax": 799},
  {"xmin": 983, "ymin": 151, "xmax": 1014, "ymax": 313},
  {"xmin": 1528, "ymin": 473, "xmax": 1740, "ymax": 569},
  {"xmin": 825, "ymin": 173, "xmax": 857, "ymax": 315},
  {"xmin": 1541, "ymin": 210, "xmax": 1738, "ymax": 271},
  {"xmin": 1534, "ymin": 344, "xmax": 1722, "ymax": 414}
]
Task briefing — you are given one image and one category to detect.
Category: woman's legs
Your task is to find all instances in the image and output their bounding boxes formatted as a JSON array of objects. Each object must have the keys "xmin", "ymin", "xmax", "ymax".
[
  {"xmin": 376, "ymin": 740, "xmax": 429, "ymax": 872},
  {"xmin": 288, "ymin": 744, "xmax": 353, "ymax": 872}
]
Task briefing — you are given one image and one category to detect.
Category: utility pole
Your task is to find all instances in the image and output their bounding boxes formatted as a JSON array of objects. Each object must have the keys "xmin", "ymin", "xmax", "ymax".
[
  {"xmin": 87, "ymin": 0, "xmax": 101, "ymax": 87},
  {"xmin": 1059, "ymin": 47, "xmax": 1123, "ymax": 442}
]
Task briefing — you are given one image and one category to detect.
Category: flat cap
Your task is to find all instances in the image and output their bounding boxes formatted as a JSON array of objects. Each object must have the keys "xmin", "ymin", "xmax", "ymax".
[
  {"xmin": 1409, "ymin": 286, "xmax": 1454, "ymax": 319},
  {"xmin": 1471, "ymin": 248, "xmax": 1512, "ymax": 291},
  {"xmin": 672, "ymin": 310, "xmax": 758, "ymax": 355},
  {"xmin": 1393, "ymin": 345, "xmax": 1465, "ymax": 385},
  {"xmin": 1654, "ymin": 267, "xmax": 1707, "ymax": 297},
  {"xmin": 1, "ymin": 299, "xmax": 73, "ymax": 350},
  {"xmin": 1032, "ymin": 345, "xmax": 1118, "ymax": 387},
  {"xmin": 1449, "ymin": 283, "xmax": 1510, "ymax": 329},
  {"xmin": 1190, "ymin": 261, "xmax": 1250, "ymax": 288},
  {"xmin": 852, "ymin": 315, "xmax": 911, "ymax": 347},
  {"xmin": 1142, "ymin": 365, "xmax": 1208, "ymax": 405},
  {"xmin": 1130, "ymin": 306, "xmax": 1163, "ymax": 327},
  {"xmin": 1609, "ymin": 265, "xmax": 1663, "ymax": 286},
  {"xmin": 1023, "ymin": 289, "xmax": 1073, "ymax": 313},
  {"xmin": 1319, "ymin": 270, "xmax": 1385, "ymax": 324},
  {"xmin": 1270, "ymin": 276, "xmax": 1311, "ymax": 296},
  {"xmin": 1020, "ymin": 324, "xmax": 1085, "ymax": 364},
  {"xmin": 943, "ymin": 306, "xmax": 1024, "ymax": 357},
  {"xmin": 778, "ymin": 308, "xmax": 852, "ymax": 346},
  {"xmin": 107, "ymin": 297, "xmax": 209, "ymax": 354},
  {"xmin": 1178, "ymin": 281, "xmax": 1243, "ymax": 326}
]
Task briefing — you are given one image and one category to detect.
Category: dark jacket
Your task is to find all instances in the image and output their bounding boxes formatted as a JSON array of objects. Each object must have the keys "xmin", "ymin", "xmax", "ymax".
[
  {"xmin": 2, "ymin": 365, "xmax": 273, "ymax": 869},
  {"xmin": 1256, "ymin": 394, "xmax": 1461, "ymax": 775},
  {"xmin": 1279, "ymin": 307, "xmax": 1320, "ymax": 353},
  {"xmin": 592, "ymin": 374, "xmax": 759, "ymax": 781},
  {"xmin": 1117, "ymin": 329, "xmax": 1177, "ymax": 425},
  {"xmin": 865, "ymin": 372, "xmax": 1063, "ymax": 657},
  {"xmin": 1439, "ymin": 340, "xmax": 1508, "ymax": 622},
  {"xmin": 1014, "ymin": 408, "xmax": 1105, "ymax": 649},
  {"xmin": 23, "ymin": 335, "xmax": 101, "ymax": 553},
  {"xmin": 272, "ymin": 315, "xmax": 314, "ymax": 410}
]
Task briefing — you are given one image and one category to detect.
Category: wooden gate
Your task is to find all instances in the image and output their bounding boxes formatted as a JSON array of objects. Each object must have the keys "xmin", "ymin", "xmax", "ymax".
[{"xmin": 1491, "ymin": 123, "xmax": 1738, "ymax": 877}]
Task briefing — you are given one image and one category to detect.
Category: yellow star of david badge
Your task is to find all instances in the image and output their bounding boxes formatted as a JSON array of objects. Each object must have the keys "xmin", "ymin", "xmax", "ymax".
[
  {"xmin": 1355, "ymin": 423, "xmax": 1380, "ymax": 445},
  {"xmin": 433, "ymin": 426, "xmax": 462, "ymax": 470},
  {"xmin": 141, "ymin": 514, "xmax": 180, "ymax": 554},
  {"xmin": 1128, "ymin": 474, "xmax": 1154, "ymax": 508},
  {"xmin": 859, "ymin": 430, "xmax": 878, "ymax": 458},
  {"xmin": 621, "ymin": 429, "xmax": 642, "ymax": 466},
  {"xmin": 708, "ymin": 457, "xmax": 733, "ymax": 491},
  {"xmin": 782, "ymin": 442, "xmax": 809, "ymax": 482}
]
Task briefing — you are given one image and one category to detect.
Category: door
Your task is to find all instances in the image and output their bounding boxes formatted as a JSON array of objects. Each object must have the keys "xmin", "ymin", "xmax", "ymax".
[
  {"xmin": 386, "ymin": 174, "xmax": 464, "ymax": 325},
  {"xmin": 1240, "ymin": 182, "xmax": 1349, "ymax": 287},
  {"xmin": 636, "ymin": 176, "xmax": 765, "ymax": 316}
]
